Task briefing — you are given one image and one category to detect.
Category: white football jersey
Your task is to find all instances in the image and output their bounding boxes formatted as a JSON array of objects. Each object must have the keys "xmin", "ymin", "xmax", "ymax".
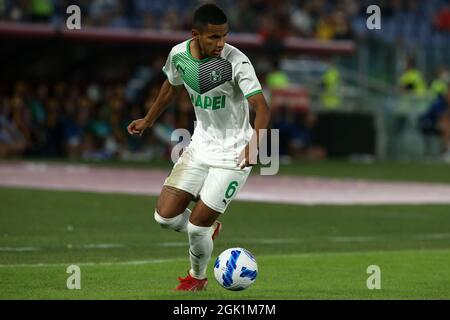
[{"xmin": 162, "ymin": 39, "xmax": 262, "ymax": 169}]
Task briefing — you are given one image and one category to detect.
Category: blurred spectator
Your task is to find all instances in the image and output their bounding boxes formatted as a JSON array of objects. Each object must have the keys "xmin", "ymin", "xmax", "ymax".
[
  {"xmin": 320, "ymin": 62, "xmax": 342, "ymax": 109},
  {"xmin": 332, "ymin": 9, "xmax": 353, "ymax": 40},
  {"xmin": 433, "ymin": 3, "xmax": 450, "ymax": 32},
  {"xmin": 29, "ymin": 0, "xmax": 54, "ymax": 22},
  {"xmin": 4, "ymin": 0, "xmax": 28, "ymax": 21},
  {"xmin": 290, "ymin": 1, "xmax": 314, "ymax": 37},
  {"xmin": 273, "ymin": 106, "xmax": 326, "ymax": 162},
  {"xmin": 315, "ymin": 13, "xmax": 335, "ymax": 40},
  {"xmin": 399, "ymin": 58, "xmax": 427, "ymax": 97},
  {"xmin": 160, "ymin": 7, "xmax": 182, "ymax": 31},
  {"xmin": 175, "ymin": 90, "xmax": 195, "ymax": 133},
  {"xmin": 43, "ymin": 96, "xmax": 64, "ymax": 156},
  {"xmin": 63, "ymin": 105, "xmax": 89, "ymax": 159},
  {"xmin": 0, "ymin": 97, "xmax": 27, "ymax": 156},
  {"xmin": 259, "ymin": 13, "xmax": 286, "ymax": 58},
  {"xmin": 10, "ymin": 93, "xmax": 32, "ymax": 148},
  {"xmin": 266, "ymin": 59, "xmax": 290, "ymax": 90},
  {"xmin": 419, "ymin": 87, "xmax": 450, "ymax": 158},
  {"xmin": 429, "ymin": 66, "xmax": 450, "ymax": 99},
  {"xmin": 226, "ymin": 0, "xmax": 257, "ymax": 33},
  {"xmin": 153, "ymin": 110, "xmax": 177, "ymax": 158}
]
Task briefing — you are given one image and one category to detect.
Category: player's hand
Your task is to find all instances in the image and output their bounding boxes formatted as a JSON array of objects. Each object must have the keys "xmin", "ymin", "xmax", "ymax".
[
  {"xmin": 236, "ymin": 143, "xmax": 258, "ymax": 169},
  {"xmin": 127, "ymin": 118, "xmax": 152, "ymax": 136}
]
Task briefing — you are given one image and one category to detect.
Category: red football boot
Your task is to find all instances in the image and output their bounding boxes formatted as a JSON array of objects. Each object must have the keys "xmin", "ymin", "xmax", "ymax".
[{"xmin": 174, "ymin": 272, "xmax": 208, "ymax": 291}]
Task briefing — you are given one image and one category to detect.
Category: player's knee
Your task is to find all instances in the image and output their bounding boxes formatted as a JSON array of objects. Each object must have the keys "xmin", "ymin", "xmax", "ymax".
[
  {"xmin": 154, "ymin": 210, "xmax": 173, "ymax": 229},
  {"xmin": 155, "ymin": 201, "xmax": 174, "ymax": 220},
  {"xmin": 156, "ymin": 199, "xmax": 178, "ymax": 219},
  {"xmin": 155, "ymin": 199, "xmax": 165, "ymax": 216}
]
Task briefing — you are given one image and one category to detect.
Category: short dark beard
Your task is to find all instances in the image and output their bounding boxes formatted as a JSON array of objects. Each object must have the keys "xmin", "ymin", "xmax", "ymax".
[{"xmin": 196, "ymin": 38, "xmax": 208, "ymax": 58}]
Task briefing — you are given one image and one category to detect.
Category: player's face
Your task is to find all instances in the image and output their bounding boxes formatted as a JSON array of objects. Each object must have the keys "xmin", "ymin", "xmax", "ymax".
[{"xmin": 195, "ymin": 23, "xmax": 229, "ymax": 57}]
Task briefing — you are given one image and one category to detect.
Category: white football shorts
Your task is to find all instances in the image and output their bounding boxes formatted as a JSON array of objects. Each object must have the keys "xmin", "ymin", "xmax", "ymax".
[{"xmin": 163, "ymin": 145, "xmax": 251, "ymax": 213}]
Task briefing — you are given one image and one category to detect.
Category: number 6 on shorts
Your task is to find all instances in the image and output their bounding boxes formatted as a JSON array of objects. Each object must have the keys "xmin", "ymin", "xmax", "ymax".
[{"xmin": 225, "ymin": 181, "xmax": 239, "ymax": 199}]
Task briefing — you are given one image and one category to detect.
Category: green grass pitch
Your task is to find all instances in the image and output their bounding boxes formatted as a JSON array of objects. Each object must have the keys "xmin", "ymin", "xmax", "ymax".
[{"xmin": 1, "ymin": 187, "xmax": 450, "ymax": 299}]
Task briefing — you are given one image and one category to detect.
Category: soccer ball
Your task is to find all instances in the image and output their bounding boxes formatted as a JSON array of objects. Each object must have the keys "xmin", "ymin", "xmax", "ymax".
[{"xmin": 214, "ymin": 247, "xmax": 258, "ymax": 291}]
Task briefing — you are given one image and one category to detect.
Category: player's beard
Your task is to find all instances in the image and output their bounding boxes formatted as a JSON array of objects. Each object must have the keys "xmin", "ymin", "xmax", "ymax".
[{"xmin": 197, "ymin": 38, "xmax": 213, "ymax": 58}]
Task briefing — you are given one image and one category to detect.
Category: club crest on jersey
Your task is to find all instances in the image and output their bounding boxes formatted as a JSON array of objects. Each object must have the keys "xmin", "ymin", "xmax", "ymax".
[{"xmin": 210, "ymin": 69, "xmax": 222, "ymax": 83}]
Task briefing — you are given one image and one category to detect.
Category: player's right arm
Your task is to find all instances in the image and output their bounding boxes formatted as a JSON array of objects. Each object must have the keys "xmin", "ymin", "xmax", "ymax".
[{"xmin": 127, "ymin": 79, "xmax": 181, "ymax": 136}]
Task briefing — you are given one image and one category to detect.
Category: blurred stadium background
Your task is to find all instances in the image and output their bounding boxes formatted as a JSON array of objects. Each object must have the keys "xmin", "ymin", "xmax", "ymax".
[
  {"xmin": 1, "ymin": 0, "xmax": 449, "ymax": 162},
  {"xmin": 1, "ymin": 0, "xmax": 450, "ymax": 299}
]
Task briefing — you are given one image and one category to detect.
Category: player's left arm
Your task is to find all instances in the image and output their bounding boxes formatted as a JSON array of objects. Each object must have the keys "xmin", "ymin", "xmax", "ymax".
[{"xmin": 238, "ymin": 93, "xmax": 271, "ymax": 169}]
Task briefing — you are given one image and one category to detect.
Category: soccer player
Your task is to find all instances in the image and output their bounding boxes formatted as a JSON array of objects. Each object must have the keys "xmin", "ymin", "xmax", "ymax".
[{"xmin": 127, "ymin": 3, "xmax": 270, "ymax": 291}]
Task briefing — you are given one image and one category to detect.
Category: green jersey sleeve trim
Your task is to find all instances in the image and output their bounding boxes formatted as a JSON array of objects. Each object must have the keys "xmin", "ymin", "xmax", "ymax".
[{"xmin": 245, "ymin": 89, "xmax": 263, "ymax": 99}]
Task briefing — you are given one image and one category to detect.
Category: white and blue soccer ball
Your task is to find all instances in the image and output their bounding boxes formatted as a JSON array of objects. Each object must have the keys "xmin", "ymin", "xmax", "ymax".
[{"xmin": 214, "ymin": 247, "xmax": 258, "ymax": 291}]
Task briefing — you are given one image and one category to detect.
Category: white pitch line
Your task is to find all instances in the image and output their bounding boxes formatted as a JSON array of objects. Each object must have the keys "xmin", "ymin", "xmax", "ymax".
[
  {"xmin": 0, "ymin": 243, "xmax": 124, "ymax": 253},
  {"xmin": 0, "ymin": 258, "xmax": 185, "ymax": 268},
  {"xmin": 330, "ymin": 236, "xmax": 378, "ymax": 243},
  {"xmin": 414, "ymin": 233, "xmax": 450, "ymax": 240},
  {"xmin": 0, "ymin": 247, "xmax": 39, "ymax": 252},
  {"xmin": 79, "ymin": 243, "xmax": 124, "ymax": 249},
  {"xmin": 157, "ymin": 242, "xmax": 187, "ymax": 247}
]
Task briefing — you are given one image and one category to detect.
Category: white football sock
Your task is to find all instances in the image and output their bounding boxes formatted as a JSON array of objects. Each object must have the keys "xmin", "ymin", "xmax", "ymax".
[
  {"xmin": 154, "ymin": 208, "xmax": 191, "ymax": 232},
  {"xmin": 187, "ymin": 221, "xmax": 213, "ymax": 280}
]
